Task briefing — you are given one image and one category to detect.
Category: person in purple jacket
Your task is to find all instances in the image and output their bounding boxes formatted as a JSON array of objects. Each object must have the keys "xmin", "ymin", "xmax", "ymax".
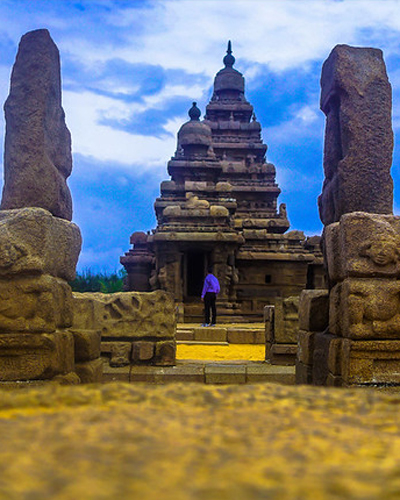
[{"xmin": 201, "ymin": 266, "xmax": 220, "ymax": 326}]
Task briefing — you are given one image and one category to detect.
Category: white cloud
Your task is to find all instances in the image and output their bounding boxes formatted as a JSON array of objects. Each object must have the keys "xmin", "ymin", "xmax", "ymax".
[
  {"xmin": 59, "ymin": 0, "xmax": 400, "ymax": 76},
  {"xmin": 63, "ymin": 90, "xmax": 176, "ymax": 169},
  {"xmin": 264, "ymin": 105, "xmax": 324, "ymax": 146},
  {"xmin": 143, "ymin": 83, "xmax": 207, "ymax": 107}
]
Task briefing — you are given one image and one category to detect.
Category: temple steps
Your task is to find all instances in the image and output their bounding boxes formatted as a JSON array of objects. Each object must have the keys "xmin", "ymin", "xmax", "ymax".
[
  {"xmin": 176, "ymin": 322, "xmax": 265, "ymax": 344},
  {"xmin": 102, "ymin": 321, "xmax": 295, "ymax": 385},
  {"xmin": 103, "ymin": 361, "xmax": 295, "ymax": 385}
]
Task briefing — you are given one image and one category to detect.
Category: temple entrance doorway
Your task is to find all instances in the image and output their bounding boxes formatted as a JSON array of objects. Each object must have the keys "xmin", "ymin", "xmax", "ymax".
[{"xmin": 185, "ymin": 251, "xmax": 208, "ymax": 299}]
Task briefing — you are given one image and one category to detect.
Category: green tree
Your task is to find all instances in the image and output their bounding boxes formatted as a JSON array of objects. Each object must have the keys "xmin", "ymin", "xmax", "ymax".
[{"xmin": 70, "ymin": 269, "xmax": 127, "ymax": 293}]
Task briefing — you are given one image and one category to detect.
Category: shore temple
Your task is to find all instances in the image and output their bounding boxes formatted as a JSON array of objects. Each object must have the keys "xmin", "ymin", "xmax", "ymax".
[{"xmin": 121, "ymin": 42, "xmax": 324, "ymax": 323}]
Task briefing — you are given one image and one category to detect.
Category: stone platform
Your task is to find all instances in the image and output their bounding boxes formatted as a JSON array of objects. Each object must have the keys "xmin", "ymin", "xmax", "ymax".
[
  {"xmin": 103, "ymin": 360, "xmax": 294, "ymax": 385},
  {"xmin": 176, "ymin": 323, "xmax": 265, "ymax": 343}
]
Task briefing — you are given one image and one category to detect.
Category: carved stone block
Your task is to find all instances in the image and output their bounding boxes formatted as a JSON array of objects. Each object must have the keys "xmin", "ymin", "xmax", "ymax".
[
  {"xmin": 264, "ymin": 305, "xmax": 274, "ymax": 342},
  {"xmin": 327, "ymin": 336, "xmax": 343, "ymax": 376},
  {"xmin": 109, "ymin": 343, "xmax": 131, "ymax": 367},
  {"xmin": 341, "ymin": 339, "xmax": 400, "ymax": 384},
  {"xmin": 72, "ymin": 291, "xmax": 176, "ymax": 340},
  {"xmin": 324, "ymin": 213, "xmax": 400, "ymax": 283},
  {"xmin": 0, "ymin": 331, "xmax": 74, "ymax": 381},
  {"xmin": 273, "ymin": 297, "xmax": 299, "ymax": 344},
  {"xmin": 330, "ymin": 278, "xmax": 400, "ymax": 340},
  {"xmin": 297, "ymin": 330, "xmax": 315, "ymax": 365},
  {"xmin": 0, "ymin": 208, "xmax": 81, "ymax": 281},
  {"xmin": 295, "ymin": 359, "xmax": 313, "ymax": 385},
  {"xmin": 312, "ymin": 331, "xmax": 335, "ymax": 385},
  {"xmin": 75, "ymin": 358, "xmax": 103, "ymax": 384},
  {"xmin": 70, "ymin": 329, "xmax": 101, "ymax": 362},
  {"xmin": 269, "ymin": 343, "xmax": 297, "ymax": 365},
  {"xmin": 154, "ymin": 341, "xmax": 176, "ymax": 366},
  {"xmin": 0, "ymin": 275, "xmax": 73, "ymax": 333},
  {"xmin": 299, "ymin": 290, "xmax": 329, "ymax": 332},
  {"xmin": 132, "ymin": 341, "xmax": 154, "ymax": 362}
]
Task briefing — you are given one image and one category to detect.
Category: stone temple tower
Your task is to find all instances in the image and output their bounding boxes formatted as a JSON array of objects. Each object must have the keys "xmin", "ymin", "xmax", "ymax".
[{"xmin": 121, "ymin": 42, "xmax": 324, "ymax": 322}]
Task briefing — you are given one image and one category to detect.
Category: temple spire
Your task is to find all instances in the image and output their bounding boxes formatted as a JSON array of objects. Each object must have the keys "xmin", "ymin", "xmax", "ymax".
[{"xmin": 223, "ymin": 40, "xmax": 235, "ymax": 68}]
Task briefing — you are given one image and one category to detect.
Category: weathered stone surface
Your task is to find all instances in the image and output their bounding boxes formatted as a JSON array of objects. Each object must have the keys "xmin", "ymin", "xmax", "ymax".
[
  {"xmin": 193, "ymin": 327, "xmax": 227, "ymax": 342},
  {"xmin": 0, "ymin": 275, "xmax": 73, "ymax": 333},
  {"xmin": 264, "ymin": 305, "xmax": 274, "ymax": 342},
  {"xmin": 274, "ymin": 296, "xmax": 299, "ymax": 344},
  {"xmin": 70, "ymin": 329, "xmax": 101, "ymax": 362},
  {"xmin": 298, "ymin": 290, "xmax": 329, "ymax": 332},
  {"xmin": 110, "ymin": 343, "xmax": 131, "ymax": 367},
  {"xmin": 327, "ymin": 336, "xmax": 343, "ymax": 376},
  {"xmin": 154, "ymin": 341, "xmax": 176, "ymax": 366},
  {"xmin": 227, "ymin": 329, "xmax": 265, "ymax": 344},
  {"xmin": 313, "ymin": 331, "xmax": 335, "ymax": 386},
  {"xmin": 269, "ymin": 344, "xmax": 297, "ymax": 366},
  {"xmin": 295, "ymin": 359, "xmax": 313, "ymax": 385},
  {"xmin": 341, "ymin": 339, "xmax": 400, "ymax": 384},
  {"xmin": 330, "ymin": 278, "xmax": 400, "ymax": 340},
  {"xmin": 205, "ymin": 364, "xmax": 246, "ymax": 384},
  {"xmin": 0, "ymin": 208, "xmax": 81, "ymax": 281},
  {"xmin": 75, "ymin": 358, "xmax": 103, "ymax": 384},
  {"xmin": 0, "ymin": 331, "xmax": 74, "ymax": 381},
  {"xmin": 318, "ymin": 45, "xmax": 393, "ymax": 226},
  {"xmin": 1, "ymin": 29, "xmax": 73, "ymax": 220},
  {"xmin": 132, "ymin": 341, "xmax": 155, "ymax": 362},
  {"xmin": 297, "ymin": 330, "xmax": 315, "ymax": 365},
  {"xmin": 72, "ymin": 291, "xmax": 176, "ymax": 340},
  {"xmin": 325, "ymin": 212, "xmax": 400, "ymax": 284}
]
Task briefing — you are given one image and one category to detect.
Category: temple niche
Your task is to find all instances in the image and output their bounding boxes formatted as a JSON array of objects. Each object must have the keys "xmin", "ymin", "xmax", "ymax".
[{"xmin": 121, "ymin": 42, "xmax": 325, "ymax": 322}]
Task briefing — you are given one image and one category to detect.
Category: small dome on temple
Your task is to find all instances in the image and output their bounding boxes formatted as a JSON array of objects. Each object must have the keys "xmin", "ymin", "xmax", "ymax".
[
  {"xmin": 177, "ymin": 103, "xmax": 212, "ymax": 156},
  {"xmin": 213, "ymin": 41, "xmax": 245, "ymax": 96}
]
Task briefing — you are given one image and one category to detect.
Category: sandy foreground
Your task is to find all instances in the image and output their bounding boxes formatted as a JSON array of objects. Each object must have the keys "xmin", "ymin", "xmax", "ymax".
[{"xmin": 0, "ymin": 382, "xmax": 400, "ymax": 499}]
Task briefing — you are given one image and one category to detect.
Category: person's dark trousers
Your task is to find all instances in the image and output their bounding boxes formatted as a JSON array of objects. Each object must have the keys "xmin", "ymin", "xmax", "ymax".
[{"xmin": 204, "ymin": 292, "xmax": 217, "ymax": 325}]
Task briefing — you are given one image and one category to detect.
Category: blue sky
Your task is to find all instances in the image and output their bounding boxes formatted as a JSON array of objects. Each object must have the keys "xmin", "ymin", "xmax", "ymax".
[{"xmin": 1, "ymin": 0, "xmax": 400, "ymax": 272}]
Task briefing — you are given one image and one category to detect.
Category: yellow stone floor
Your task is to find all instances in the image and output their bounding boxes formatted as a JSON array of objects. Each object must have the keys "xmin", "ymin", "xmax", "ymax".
[
  {"xmin": 1, "ymin": 382, "xmax": 400, "ymax": 499},
  {"xmin": 176, "ymin": 343, "xmax": 265, "ymax": 361}
]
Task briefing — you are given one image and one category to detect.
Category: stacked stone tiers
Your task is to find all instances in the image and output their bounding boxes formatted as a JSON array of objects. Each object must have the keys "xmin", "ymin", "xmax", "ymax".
[
  {"xmin": 297, "ymin": 213, "xmax": 400, "ymax": 386},
  {"xmin": 0, "ymin": 208, "xmax": 101, "ymax": 383}
]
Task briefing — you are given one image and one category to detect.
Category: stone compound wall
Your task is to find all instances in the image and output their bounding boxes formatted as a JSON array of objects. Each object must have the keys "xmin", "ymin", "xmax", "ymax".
[
  {"xmin": 71, "ymin": 291, "xmax": 176, "ymax": 369},
  {"xmin": 264, "ymin": 296, "xmax": 300, "ymax": 365}
]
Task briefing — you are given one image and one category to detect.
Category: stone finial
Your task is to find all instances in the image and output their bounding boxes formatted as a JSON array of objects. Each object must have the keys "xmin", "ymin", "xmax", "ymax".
[
  {"xmin": 188, "ymin": 102, "xmax": 201, "ymax": 121},
  {"xmin": 318, "ymin": 44, "xmax": 394, "ymax": 226},
  {"xmin": 1, "ymin": 29, "xmax": 73, "ymax": 220},
  {"xmin": 223, "ymin": 40, "xmax": 235, "ymax": 68}
]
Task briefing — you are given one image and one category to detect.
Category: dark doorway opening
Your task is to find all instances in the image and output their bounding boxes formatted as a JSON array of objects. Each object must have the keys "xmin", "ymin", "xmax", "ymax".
[{"xmin": 186, "ymin": 251, "xmax": 206, "ymax": 298}]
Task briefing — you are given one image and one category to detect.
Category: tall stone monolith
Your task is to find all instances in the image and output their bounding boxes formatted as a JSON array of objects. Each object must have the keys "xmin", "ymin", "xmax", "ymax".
[
  {"xmin": 1, "ymin": 29, "xmax": 72, "ymax": 220},
  {"xmin": 318, "ymin": 45, "xmax": 394, "ymax": 226},
  {"xmin": 0, "ymin": 29, "xmax": 101, "ymax": 384},
  {"xmin": 297, "ymin": 44, "xmax": 400, "ymax": 387}
]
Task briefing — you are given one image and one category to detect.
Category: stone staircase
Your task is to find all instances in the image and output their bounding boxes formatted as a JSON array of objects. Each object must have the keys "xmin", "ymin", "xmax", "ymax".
[{"xmin": 103, "ymin": 322, "xmax": 295, "ymax": 385}]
